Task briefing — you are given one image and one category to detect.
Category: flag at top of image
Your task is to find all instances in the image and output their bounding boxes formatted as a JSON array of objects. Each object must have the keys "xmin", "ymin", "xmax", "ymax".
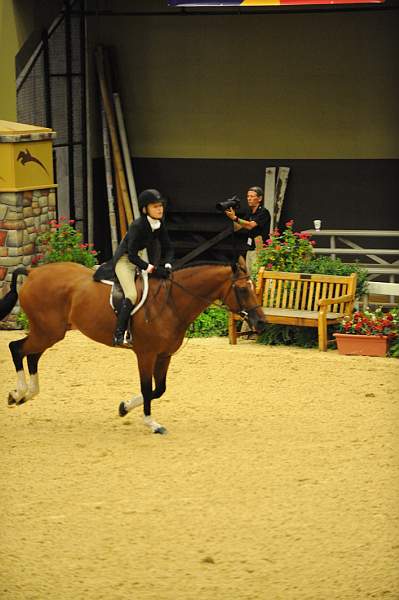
[{"xmin": 168, "ymin": 0, "xmax": 384, "ymax": 6}]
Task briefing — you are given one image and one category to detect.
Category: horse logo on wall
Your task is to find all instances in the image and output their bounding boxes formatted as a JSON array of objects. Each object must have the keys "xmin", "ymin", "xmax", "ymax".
[{"xmin": 16, "ymin": 148, "xmax": 49, "ymax": 176}]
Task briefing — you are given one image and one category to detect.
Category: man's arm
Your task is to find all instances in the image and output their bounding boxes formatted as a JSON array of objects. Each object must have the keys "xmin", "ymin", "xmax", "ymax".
[{"xmin": 225, "ymin": 207, "xmax": 259, "ymax": 230}]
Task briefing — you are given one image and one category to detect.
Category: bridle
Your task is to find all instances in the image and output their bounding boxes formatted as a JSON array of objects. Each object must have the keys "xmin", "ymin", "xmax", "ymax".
[{"xmin": 165, "ymin": 266, "xmax": 262, "ymax": 320}]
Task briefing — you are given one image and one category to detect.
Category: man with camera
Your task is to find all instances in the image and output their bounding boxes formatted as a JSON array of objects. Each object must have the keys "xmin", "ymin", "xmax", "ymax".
[{"xmin": 224, "ymin": 186, "xmax": 270, "ymax": 276}]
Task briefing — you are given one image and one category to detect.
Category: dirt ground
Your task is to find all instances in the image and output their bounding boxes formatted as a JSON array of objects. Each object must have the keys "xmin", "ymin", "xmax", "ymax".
[{"xmin": 0, "ymin": 330, "xmax": 398, "ymax": 600}]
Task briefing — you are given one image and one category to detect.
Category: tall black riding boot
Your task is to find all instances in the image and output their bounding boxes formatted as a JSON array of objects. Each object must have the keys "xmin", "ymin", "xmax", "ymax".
[{"xmin": 113, "ymin": 299, "xmax": 134, "ymax": 346}]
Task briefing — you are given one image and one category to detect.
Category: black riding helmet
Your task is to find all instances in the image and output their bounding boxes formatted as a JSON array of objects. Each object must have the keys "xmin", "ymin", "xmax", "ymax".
[{"xmin": 138, "ymin": 189, "xmax": 165, "ymax": 213}]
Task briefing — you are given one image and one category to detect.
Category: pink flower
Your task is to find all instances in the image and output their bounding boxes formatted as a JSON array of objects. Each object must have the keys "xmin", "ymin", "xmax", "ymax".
[{"xmin": 69, "ymin": 219, "xmax": 75, "ymax": 224}]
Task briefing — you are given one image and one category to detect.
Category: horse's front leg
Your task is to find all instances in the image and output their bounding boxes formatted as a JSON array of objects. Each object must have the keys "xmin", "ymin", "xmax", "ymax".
[
  {"xmin": 138, "ymin": 352, "xmax": 167, "ymax": 434},
  {"xmin": 119, "ymin": 354, "xmax": 171, "ymax": 419}
]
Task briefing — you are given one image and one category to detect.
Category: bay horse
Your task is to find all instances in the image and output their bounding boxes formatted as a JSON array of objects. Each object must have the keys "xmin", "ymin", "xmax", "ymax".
[{"xmin": 1, "ymin": 260, "xmax": 266, "ymax": 434}]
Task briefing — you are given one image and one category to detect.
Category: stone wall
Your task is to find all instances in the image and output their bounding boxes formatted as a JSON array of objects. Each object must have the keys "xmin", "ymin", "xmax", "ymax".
[{"xmin": 0, "ymin": 188, "xmax": 56, "ymax": 328}]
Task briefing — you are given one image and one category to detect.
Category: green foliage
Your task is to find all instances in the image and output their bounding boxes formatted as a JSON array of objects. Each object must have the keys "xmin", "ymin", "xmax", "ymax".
[
  {"xmin": 15, "ymin": 310, "xmax": 29, "ymax": 331},
  {"xmin": 187, "ymin": 305, "xmax": 228, "ymax": 337},
  {"xmin": 256, "ymin": 324, "xmax": 320, "ymax": 348},
  {"xmin": 388, "ymin": 336, "xmax": 399, "ymax": 358},
  {"xmin": 253, "ymin": 221, "xmax": 368, "ymax": 300},
  {"xmin": 293, "ymin": 256, "xmax": 368, "ymax": 299},
  {"xmin": 35, "ymin": 218, "xmax": 98, "ymax": 267},
  {"xmin": 254, "ymin": 219, "xmax": 314, "ymax": 275}
]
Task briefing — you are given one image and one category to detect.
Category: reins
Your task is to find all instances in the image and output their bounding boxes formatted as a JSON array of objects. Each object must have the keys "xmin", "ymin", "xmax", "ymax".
[
  {"xmin": 167, "ymin": 268, "xmax": 262, "ymax": 316},
  {"xmin": 143, "ymin": 265, "xmax": 261, "ymax": 325}
]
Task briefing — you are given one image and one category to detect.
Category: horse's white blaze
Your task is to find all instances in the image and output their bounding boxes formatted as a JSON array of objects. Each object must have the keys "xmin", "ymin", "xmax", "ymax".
[
  {"xmin": 10, "ymin": 370, "xmax": 28, "ymax": 402},
  {"xmin": 124, "ymin": 394, "xmax": 143, "ymax": 412},
  {"xmin": 143, "ymin": 415, "xmax": 163, "ymax": 432}
]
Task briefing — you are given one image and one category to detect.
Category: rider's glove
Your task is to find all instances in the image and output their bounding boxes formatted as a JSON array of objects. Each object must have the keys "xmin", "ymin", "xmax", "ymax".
[{"xmin": 152, "ymin": 265, "xmax": 170, "ymax": 279}]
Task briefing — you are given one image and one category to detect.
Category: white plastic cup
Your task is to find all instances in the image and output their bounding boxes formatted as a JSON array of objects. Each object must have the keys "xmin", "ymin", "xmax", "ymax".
[{"xmin": 313, "ymin": 219, "xmax": 321, "ymax": 230}]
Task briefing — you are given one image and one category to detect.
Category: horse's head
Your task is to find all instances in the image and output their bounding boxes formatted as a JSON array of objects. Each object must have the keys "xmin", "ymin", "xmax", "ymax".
[{"xmin": 223, "ymin": 260, "xmax": 266, "ymax": 334}]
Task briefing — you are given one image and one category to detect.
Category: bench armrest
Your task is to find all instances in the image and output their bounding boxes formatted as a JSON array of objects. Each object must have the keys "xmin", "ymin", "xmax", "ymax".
[{"xmin": 318, "ymin": 294, "xmax": 354, "ymax": 307}]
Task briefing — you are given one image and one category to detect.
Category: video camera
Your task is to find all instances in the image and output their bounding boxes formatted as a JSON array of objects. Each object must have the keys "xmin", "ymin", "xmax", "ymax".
[{"xmin": 215, "ymin": 195, "xmax": 241, "ymax": 213}]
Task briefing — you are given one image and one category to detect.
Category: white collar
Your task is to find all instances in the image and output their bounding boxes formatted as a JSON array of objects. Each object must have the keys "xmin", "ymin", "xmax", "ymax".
[{"xmin": 147, "ymin": 215, "xmax": 161, "ymax": 231}]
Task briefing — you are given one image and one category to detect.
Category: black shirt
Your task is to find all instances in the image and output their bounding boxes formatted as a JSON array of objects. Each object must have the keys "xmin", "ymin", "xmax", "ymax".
[{"xmin": 241, "ymin": 205, "xmax": 271, "ymax": 251}]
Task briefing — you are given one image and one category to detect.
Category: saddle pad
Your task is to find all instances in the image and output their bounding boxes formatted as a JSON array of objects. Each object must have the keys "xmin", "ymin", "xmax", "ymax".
[{"xmin": 99, "ymin": 273, "xmax": 149, "ymax": 315}]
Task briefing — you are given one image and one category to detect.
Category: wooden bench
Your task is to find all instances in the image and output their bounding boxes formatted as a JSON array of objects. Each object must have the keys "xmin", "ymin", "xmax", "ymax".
[{"xmin": 228, "ymin": 269, "xmax": 357, "ymax": 351}]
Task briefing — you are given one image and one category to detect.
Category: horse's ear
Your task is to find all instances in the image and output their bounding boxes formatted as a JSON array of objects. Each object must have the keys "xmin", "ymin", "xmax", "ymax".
[{"xmin": 231, "ymin": 262, "xmax": 239, "ymax": 274}]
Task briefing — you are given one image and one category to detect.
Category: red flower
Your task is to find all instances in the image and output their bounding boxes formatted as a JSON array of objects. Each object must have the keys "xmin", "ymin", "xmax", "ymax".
[
  {"xmin": 285, "ymin": 219, "xmax": 294, "ymax": 228},
  {"xmin": 69, "ymin": 219, "xmax": 75, "ymax": 224}
]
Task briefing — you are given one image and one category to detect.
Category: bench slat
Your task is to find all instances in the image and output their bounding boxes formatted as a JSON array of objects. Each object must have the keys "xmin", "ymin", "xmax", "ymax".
[{"xmin": 263, "ymin": 307, "xmax": 343, "ymax": 320}]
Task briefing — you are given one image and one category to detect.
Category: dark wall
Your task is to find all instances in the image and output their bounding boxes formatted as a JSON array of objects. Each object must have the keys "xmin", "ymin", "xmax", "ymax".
[
  {"xmin": 93, "ymin": 157, "xmax": 399, "ymax": 261},
  {"xmin": 87, "ymin": 8, "xmax": 399, "ymax": 159}
]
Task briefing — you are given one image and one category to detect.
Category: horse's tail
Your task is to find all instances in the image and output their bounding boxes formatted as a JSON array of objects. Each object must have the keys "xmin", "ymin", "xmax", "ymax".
[{"xmin": 0, "ymin": 266, "xmax": 29, "ymax": 320}]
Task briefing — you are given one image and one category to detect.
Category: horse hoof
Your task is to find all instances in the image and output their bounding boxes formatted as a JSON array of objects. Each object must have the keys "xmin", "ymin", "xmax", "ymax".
[
  {"xmin": 154, "ymin": 426, "xmax": 167, "ymax": 435},
  {"xmin": 119, "ymin": 402, "xmax": 128, "ymax": 417},
  {"xmin": 8, "ymin": 393, "xmax": 26, "ymax": 406},
  {"xmin": 7, "ymin": 393, "xmax": 16, "ymax": 406}
]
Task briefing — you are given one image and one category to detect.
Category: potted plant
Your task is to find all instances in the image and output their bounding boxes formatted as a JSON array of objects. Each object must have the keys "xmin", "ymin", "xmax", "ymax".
[{"xmin": 334, "ymin": 307, "xmax": 398, "ymax": 357}]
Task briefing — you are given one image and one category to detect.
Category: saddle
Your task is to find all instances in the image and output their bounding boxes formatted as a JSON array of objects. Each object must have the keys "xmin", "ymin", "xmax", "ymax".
[{"xmin": 93, "ymin": 263, "xmax": 148, "ymax": 316}]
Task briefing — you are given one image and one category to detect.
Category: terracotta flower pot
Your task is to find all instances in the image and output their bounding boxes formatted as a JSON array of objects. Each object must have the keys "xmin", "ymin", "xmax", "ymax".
[{"xmin": 333, "ymin": 333, "xmax": 389, "ymax": 357}]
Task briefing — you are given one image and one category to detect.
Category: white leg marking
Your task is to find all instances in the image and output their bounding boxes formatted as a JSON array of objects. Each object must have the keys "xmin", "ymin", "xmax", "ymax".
[
  {"xmin": 123, "ymin": 393, "xmax": 143, "ymax": 413},
  {"xmin": 26, "ymin": 373, "xmax": 39, "ymax": 400},
  {"xmin": 9, "ymin": 370, "xmax": 28, "ymax": 403},
  {"xmin": 143, "ymin": 415, "xmax": 164, "ymax": 433}
]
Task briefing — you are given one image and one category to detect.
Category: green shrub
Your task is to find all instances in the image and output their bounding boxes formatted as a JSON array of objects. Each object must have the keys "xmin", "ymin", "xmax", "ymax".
[
  {"xmin": 389, "ymin": 336, "xmax": 399, "ymax": 358},
  {"xmin": 254, "ymin": 221, "xmax": 368, "ymax": 300},
  {"xmin": 293, "ymin": 256, "xmax": 368, "ymax": 299},
  {"xmin": 256, "ymin": 324, "xmax": 324, "ymax": 348},
  {"xmin": 187, "ymin": 305, "xmax": 228, "ymax": 337},
  {"xmin": 15, "ymin": 310, "xmax": 29, "ymax": 331},
  {"xmin": 35, "ymin": 218, "xmax": 98, "ymax": 267},
  {"xmin": 253, "ymin": 219, "xmax": 314, "ymax": 275}
]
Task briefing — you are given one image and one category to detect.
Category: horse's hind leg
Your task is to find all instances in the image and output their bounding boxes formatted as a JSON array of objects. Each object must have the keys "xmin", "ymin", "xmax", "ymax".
[
  {"xmin": 7, "ymin": 338, "xmax": 41, "ymax": 404},
  {"xmin": 8, "ymin": 338, "xmax": 29, "ymax": 405},
  {"xmin": 8, "ymin": 326, "xmax": 65, "ymax": 406}
]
